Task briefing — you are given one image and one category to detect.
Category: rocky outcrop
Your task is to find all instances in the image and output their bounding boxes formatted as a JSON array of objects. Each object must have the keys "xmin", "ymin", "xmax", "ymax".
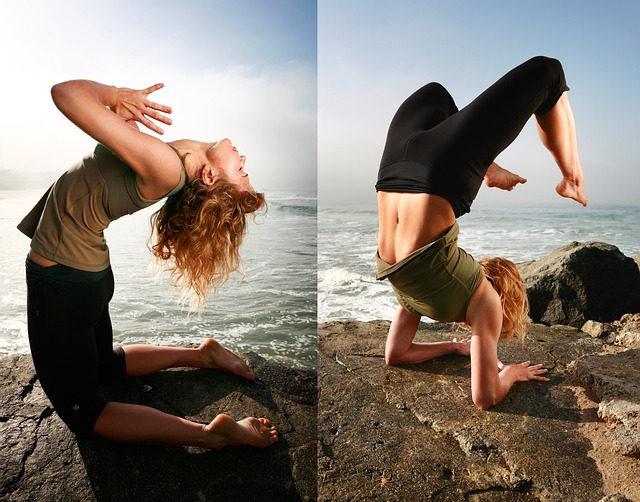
[
  {"xmin": 570, "ymin": 348, "xmax": 640, "ymax": 458},
  {"xmin": 318, "ymin": 320, "xmax": 639, "ymax": 501},
  {"xmin": 519, "ymin": 242, "xmax": 640, "ymax": 328},
  {"xmin": 1, "ymin": 352, "xmax": 317, "ymax": 501},
  {"xmin": 611, "ymin": 313, "xmax": 640, "ymax": 348}
]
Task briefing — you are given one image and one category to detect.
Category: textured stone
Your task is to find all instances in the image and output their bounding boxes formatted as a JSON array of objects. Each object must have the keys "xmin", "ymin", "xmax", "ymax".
[
  {"xmin": 319, "ymin": 320, "xmax": 639, "ymax": 501},
  {"xmin": 582, "ymin": 320, "xmax": 613, "ymax": 338},
  {"xmin": 1, "ymin": 352, "xmax": 317, "ymax": 501},
  {"xmin": 599, "ymin": 493, "xmax": 633, "ymax": 502},
  {"xmin": 612, "ymin": 314, "xmax": 640, "ymax": 348},
  {"xmin": 518, "ymin": 242, "xmax": 640, "ymax": 327},
  {"xmin": 570, "ymin": 349, "xmax": 640, "ymax": 458}
]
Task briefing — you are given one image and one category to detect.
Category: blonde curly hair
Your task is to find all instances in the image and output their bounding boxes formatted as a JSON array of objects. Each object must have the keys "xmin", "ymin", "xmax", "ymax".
[
  {"xmin": 150, "ymin": 177, "xmax": 266, "ymax": 307},
  {"xmin": 480, "ymin": 256, "xmax": 530, "ymax": 342}
]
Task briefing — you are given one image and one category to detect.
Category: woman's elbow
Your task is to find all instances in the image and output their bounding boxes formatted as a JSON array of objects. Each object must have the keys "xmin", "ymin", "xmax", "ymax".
[
  {"xmin": 50, "ymin": 82, "xmax": 68, "ymax": 104},
  {"xmin": 50, "ymin": 81, "xmax": 77, "ymax": 104},
  {"xmin": 473, "ymin": 399, "xmax": 493, "ymax": 411},
  {"xmin": 472, "ymin": 391, "xmax": 496, "ymax": 410},
  {"xmin": 384, "ymin": 352, "xmax": 398, "ymax": 366}
]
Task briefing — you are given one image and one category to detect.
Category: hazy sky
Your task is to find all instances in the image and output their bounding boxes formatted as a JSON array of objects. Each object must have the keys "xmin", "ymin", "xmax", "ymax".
[
  {"xmin": 319, "ymin": 0, "xmax": 640, "ymax": 207},
  {"xmin": 2, "ymin": 1, "xmax": 638, "ymax": 206},
  {"xmin": 0, "ymin": 0, "xmax": 316, "ymax": 193}
]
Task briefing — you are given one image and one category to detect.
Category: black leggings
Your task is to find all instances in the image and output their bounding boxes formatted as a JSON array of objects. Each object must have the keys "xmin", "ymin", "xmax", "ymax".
[
  {"xmin": 26, "ymin": 257, "xmax": 126, "ymax": 436},
  {"xmin": 376, "ymin": 56, "xmax": 570, "ymax": 217}
]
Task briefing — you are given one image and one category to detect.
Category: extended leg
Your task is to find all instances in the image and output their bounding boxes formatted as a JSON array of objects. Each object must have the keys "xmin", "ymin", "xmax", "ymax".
[
  {"xmin": 535, "ymin": 92, "xmax": 587, "ymax": 206},
  {"xmin": 93, "ymin": 402, "xmax": 278, "ymax": 449},
  {"xmin": 122, "ymin": 339, "xmax": 255, "ymax": 380},
  {"xmin": 385, "ymin": 306, "xmax": 470, "ymax": 365}
]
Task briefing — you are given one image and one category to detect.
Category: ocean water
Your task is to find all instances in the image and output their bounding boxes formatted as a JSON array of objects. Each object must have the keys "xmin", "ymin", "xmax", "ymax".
[
  {"xmin": 319, "ymin": 204, "xmax": 640, "ymax": 323},
  {"xmin": 0, "ymin": 190, "xmax": 317, "ymax": 370}
]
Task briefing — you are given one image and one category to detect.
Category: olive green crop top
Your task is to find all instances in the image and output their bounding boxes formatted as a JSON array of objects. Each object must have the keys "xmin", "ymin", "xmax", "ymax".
[{"xmin": 18, "ymin": 144, "xmax": 187, "ymax": 272}]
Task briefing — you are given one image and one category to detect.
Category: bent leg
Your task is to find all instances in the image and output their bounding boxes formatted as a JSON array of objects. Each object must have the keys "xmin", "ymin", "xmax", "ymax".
[
  {"xmin": 26, "ymin": 261, "xmax": 114, "ymax": 435},
  {"xmin": 94, "ymin": 302, "xmax": 128, "ymax": 383},
  {"xmin": 385, "ymin": 306, "xmax": 469, "ymax": 365},
  {"xmin": 535, "ymin": 92, "xmax": 587, "ymax": 205},
  {"xmin": 94, "ymin": 402, "xmax": 278, "ymax": 449},
  {"xmin": 122, "ymin": 339, "xmax": 254, "ymax": 380},
  {"xmin": 403, "ymin": 56, "xmax": 573, "ymax": 214}
]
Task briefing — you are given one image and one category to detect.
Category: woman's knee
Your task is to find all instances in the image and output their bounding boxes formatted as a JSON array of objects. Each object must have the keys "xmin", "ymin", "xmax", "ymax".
[
  {"xmin": 98, "ymin": 346, "xmax": 127, "ymax": 383},
  {"xmin": 526, "ymin": 55, "xmax": 563, "ymax": 76},
  {"xmin": 524, "ymin": 56, "xmax": 568, "ymax": 115},
  {"xmin": 53, "ymin": 397, "xmax": 107, "ymax": 436}
]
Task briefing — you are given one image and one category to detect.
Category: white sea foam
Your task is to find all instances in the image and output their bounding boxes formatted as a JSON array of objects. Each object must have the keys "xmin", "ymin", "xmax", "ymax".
[{"xmin": 319, "ymin": 267, "xmax": 363, "ymax": 287}]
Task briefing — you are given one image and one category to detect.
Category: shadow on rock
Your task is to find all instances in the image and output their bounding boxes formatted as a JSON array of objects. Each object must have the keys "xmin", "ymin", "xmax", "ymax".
[
  {"xmin": 319, "ymin": 321, "xmax": 608, "ymax": 501},
  {"xmin": 1, "ymin": 352, "xmax": 316, "ymax": 502},
  {"xmin": 77, "ymin": 366, "xmax": 297, "ymax": 501}
]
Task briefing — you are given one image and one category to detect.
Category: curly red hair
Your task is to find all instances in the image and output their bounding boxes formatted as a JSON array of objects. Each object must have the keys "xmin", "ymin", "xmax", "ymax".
[
  {"xmin": 150, "ymin": 178, "xmax": 266, "ymax": 307},
  {"xmin": 480, "ymin": 256, "xmax": 530, "ymax": 342}
]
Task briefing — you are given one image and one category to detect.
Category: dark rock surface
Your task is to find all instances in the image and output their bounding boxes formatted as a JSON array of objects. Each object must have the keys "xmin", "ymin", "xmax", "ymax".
[
  {"xmin": 318, "ymin": 320, "xmax": 639, "ymax": 501},
  {"xmin": 1, "ymin": 352, "xmax": 317, "ymax": 501},
  {"xmin": 519, "ymin": 242, "xmax": 640, "ymax": 328}
]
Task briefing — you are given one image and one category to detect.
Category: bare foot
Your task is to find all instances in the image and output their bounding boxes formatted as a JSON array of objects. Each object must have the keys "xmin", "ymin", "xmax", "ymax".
[
  {"xmin": 556, "ymin": 177, "xmax": 588, "ymax": 206},
  {"xmin": 204, "ymin": 414, "xmax": 278, "ymax": 449},
  {"xmin": 484, "ymin": 162, "xmax": 527, "ymax": 191},
  {"xmin": 199, "ymin": 339, "xmax": 255, "ymax": 380}
]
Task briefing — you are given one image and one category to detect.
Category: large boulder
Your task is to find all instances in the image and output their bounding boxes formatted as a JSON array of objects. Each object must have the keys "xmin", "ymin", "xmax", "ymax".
[
  {"xmin": 1, "ymin": 351, "xmax": 317, "ymax": 501},
  {"xmin": 519, "ymin": 242, "xmax": 640, "ymax": 328}
]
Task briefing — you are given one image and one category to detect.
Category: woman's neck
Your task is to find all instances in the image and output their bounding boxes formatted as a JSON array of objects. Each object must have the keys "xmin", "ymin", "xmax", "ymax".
[{"xmin": 168, "ymin": 140, "xmax": 205, "ymax": 180}]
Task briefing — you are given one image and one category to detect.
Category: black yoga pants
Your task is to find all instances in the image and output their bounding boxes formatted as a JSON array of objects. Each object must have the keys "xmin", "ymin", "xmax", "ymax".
[
  {"xmin": 26, "ymin": 257, "xmax": 126, "ymax": 436},
  {"xmin": 376, "ymin": 56, "xmax": 570, "ymax": 216}
]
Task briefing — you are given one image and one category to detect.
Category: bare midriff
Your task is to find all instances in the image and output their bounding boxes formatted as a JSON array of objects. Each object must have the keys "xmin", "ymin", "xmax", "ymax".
[
  {"xmin": 377, "ymin": 192, "xmax": 456, "ymax": 265},
  {"xmin": 29, "ymin": 249, "xmax": 58, "ymax": 267}
]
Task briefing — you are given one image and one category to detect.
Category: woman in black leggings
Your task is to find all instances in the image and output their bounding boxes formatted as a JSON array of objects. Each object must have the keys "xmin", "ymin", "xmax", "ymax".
[
  {"xmin": 376, "ymin": 56, "xmax": 587, "ymax": 409},
  {"xmin": 21, "ymin": 80, "xmax": 278, "ymax": 448}
]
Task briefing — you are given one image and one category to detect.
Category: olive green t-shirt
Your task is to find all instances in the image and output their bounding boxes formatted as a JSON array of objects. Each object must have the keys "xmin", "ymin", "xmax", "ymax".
[{"xmin": 18, "ymin": 144, "xmax": 186, "ymax": 272}]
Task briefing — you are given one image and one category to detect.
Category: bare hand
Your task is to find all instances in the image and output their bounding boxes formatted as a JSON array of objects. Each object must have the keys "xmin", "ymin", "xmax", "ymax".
[
  {"xmin": 503, "ymin": 360, "xmax": 550, "ymax": 383},
  {"xmin": 111, "ymin": 83, "xmax": 172, "ymax": 134},
  {"xmin": 452, "ymin": 337, "xmax": 471, "ymax": 357}
]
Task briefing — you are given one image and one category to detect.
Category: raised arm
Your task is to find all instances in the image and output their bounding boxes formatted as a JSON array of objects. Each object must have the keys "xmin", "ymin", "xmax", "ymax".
[
  {"xmin": 51, "ymin": 80, "xmax": 182, "ymax": 197},
  {"xmin": 467, "ymin": 279, "xmax": 549, "ymax": 409}
]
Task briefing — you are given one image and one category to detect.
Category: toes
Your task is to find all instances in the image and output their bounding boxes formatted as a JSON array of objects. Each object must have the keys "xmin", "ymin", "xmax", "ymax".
[{"xmin": 238, "ymin": 366, "xmax": 255, "ymax": 380}]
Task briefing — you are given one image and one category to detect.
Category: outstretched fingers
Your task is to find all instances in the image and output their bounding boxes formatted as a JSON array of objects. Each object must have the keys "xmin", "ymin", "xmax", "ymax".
[
  {"xmin": 519, "ymin": 361, "xmax": 550, "ymax": 382},
  {"xmin": 142, "ymin": 84, "xmax": 173, "ymax": 116},
  {"xmin": 113, "ymin": 83, "xmax": 173, "ymax": 135},
  {"xmin": 139, "ymin": 83, "xmax": 173, "ymax": 132}
]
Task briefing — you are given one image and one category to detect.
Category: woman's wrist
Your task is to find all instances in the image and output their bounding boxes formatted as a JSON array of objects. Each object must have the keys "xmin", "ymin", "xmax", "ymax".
[{"xmin": 98, "ymin": 83, "xmax": 120, "ymax": 110}]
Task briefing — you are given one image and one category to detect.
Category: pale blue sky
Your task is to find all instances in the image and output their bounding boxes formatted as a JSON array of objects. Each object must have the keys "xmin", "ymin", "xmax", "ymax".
[
  {"xmin": 2, "ymin": 1, "xmax": 638, "ymax": 205},
  {"xmin": 0, "ymin": 0, "xmax": 316, "ymax": 193},
  {"xmin": 319, "ymin": 0, "xmax": 640, "ymax": 206}
]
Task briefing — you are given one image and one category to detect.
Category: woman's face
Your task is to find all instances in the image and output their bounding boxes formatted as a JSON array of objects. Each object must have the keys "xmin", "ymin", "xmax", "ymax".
[{"xmin": 206, "ymin": 138, "xmax": 251, "ymax": 191}]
